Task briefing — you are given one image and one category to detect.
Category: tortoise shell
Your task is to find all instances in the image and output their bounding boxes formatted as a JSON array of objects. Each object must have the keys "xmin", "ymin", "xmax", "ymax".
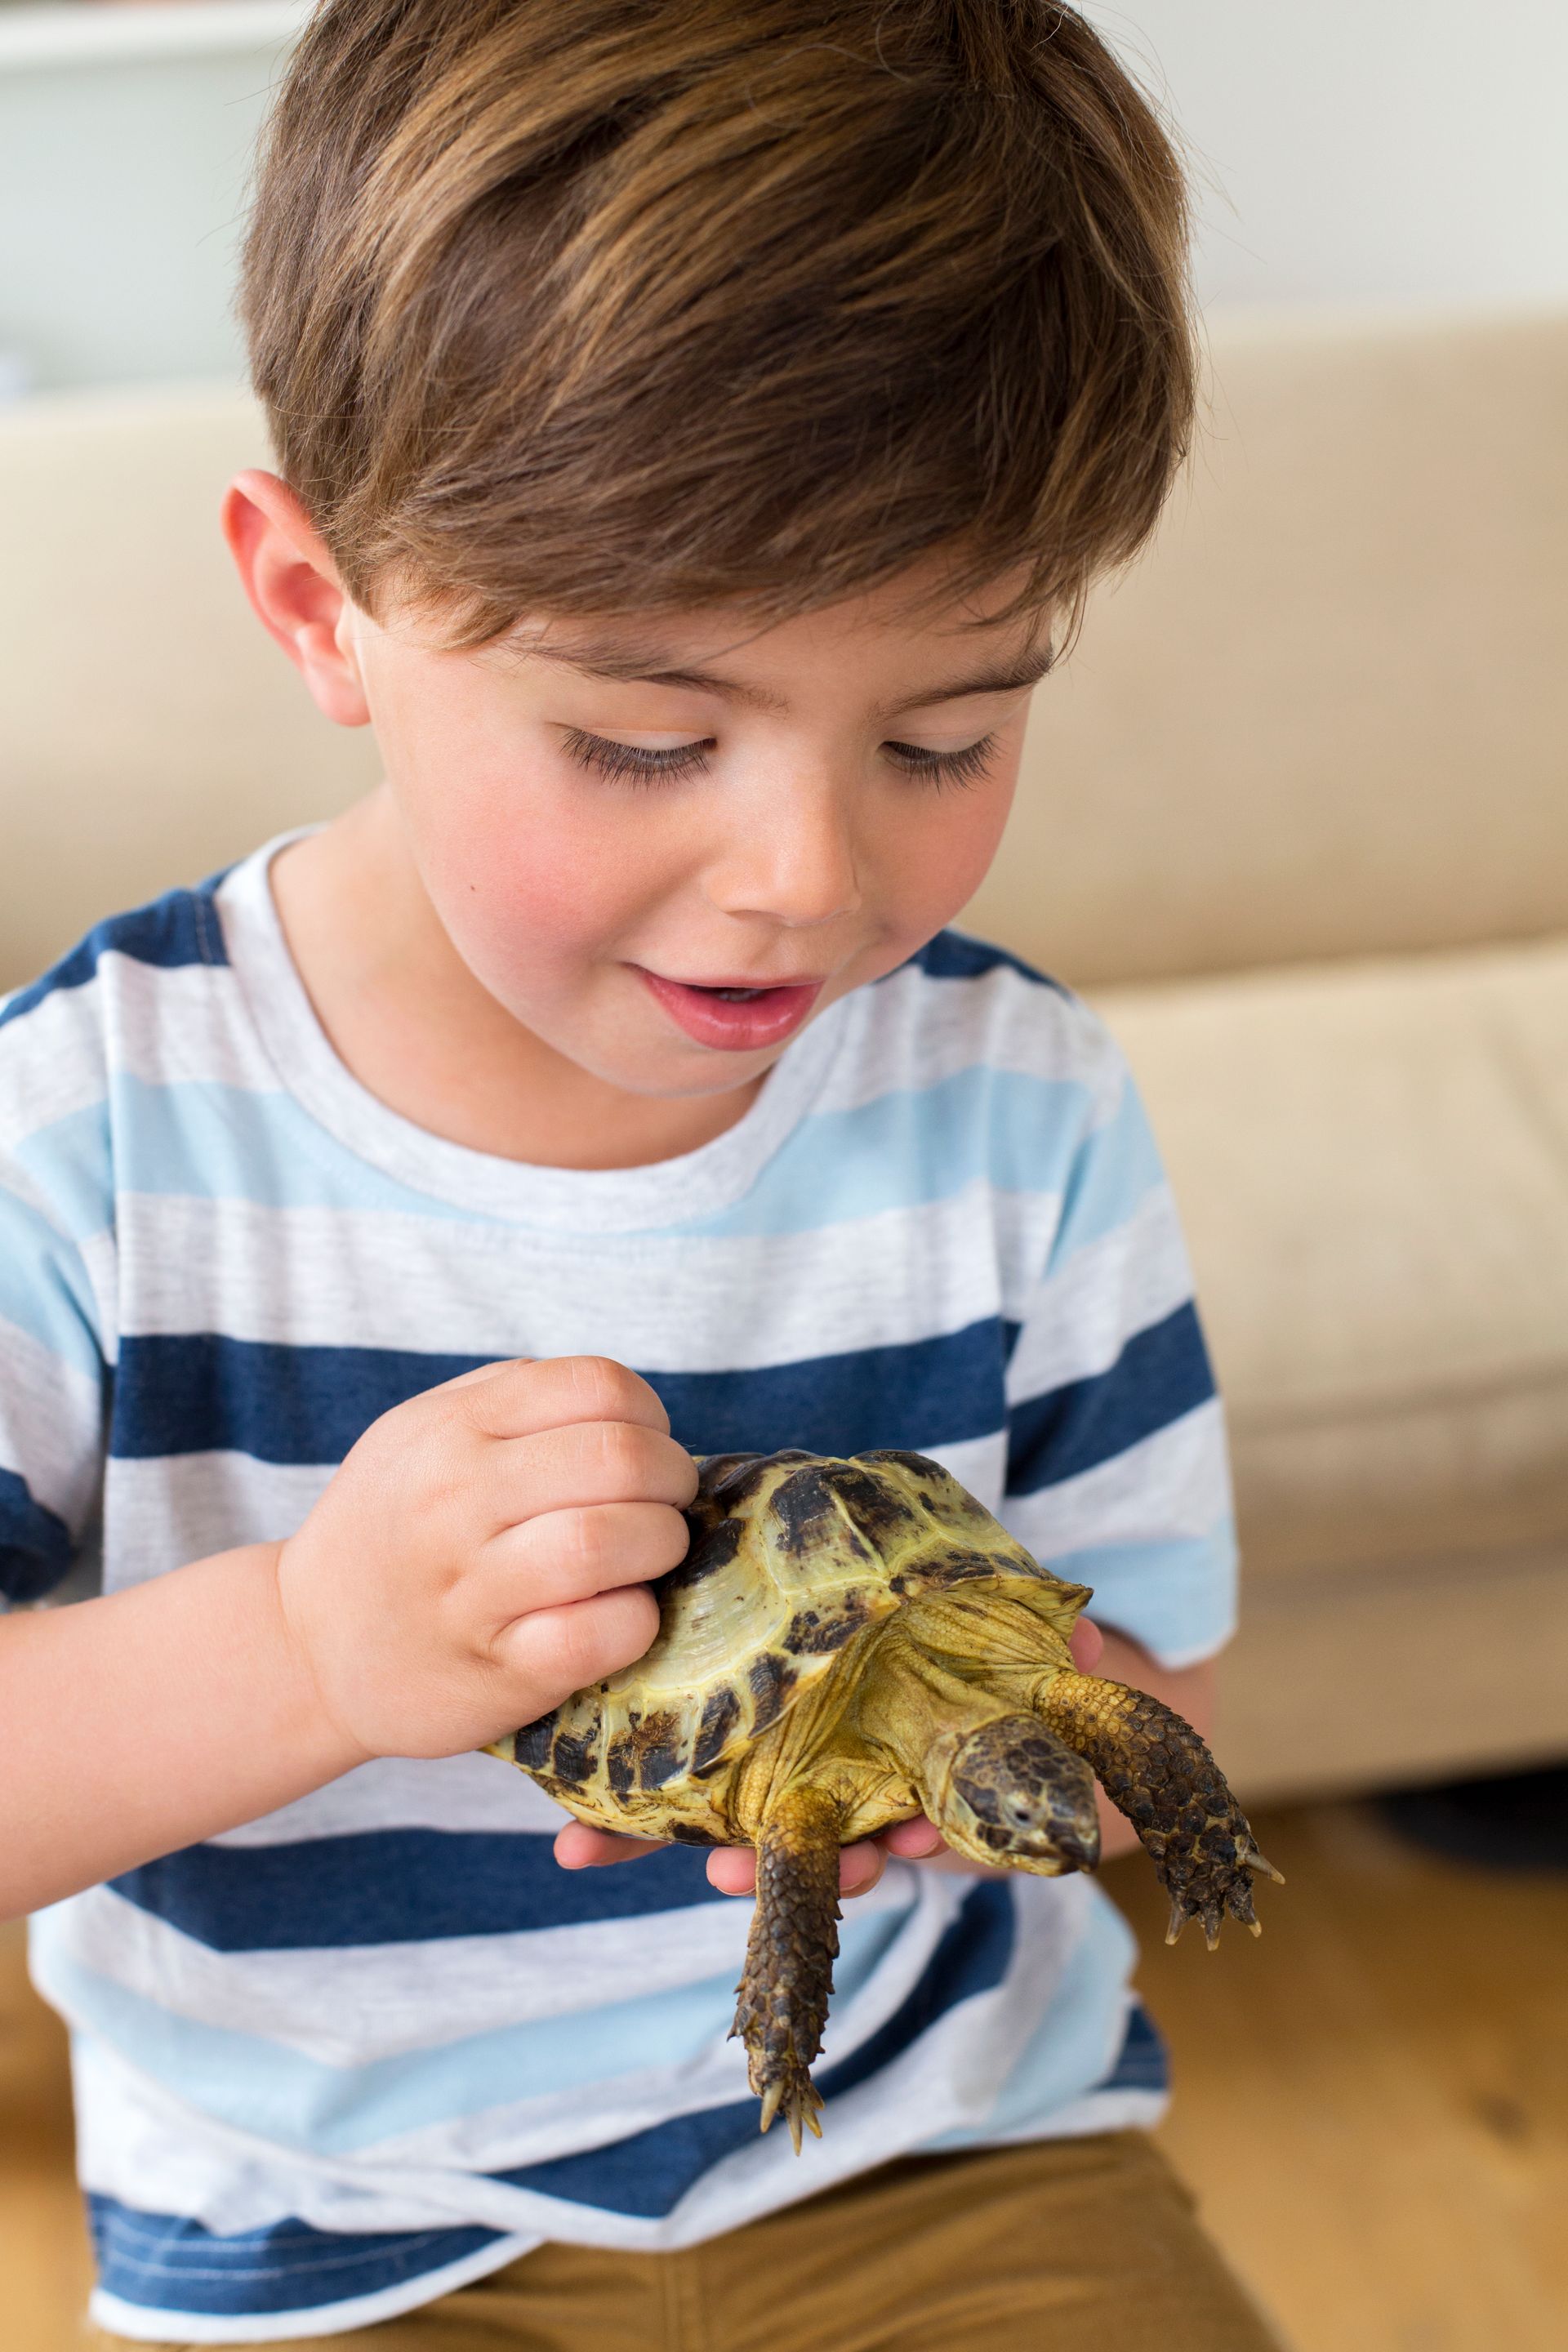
[{"xmin": 490, "ymin": 1447, "xmax": 1084, "ymax": 1838}]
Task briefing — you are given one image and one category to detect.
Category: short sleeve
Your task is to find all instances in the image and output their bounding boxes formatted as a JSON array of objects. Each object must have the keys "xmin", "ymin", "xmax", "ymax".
[
  {"xmin": 0, "ymin": 1007, "xmax": 114, "ymax": 1605},
  {"xmin": 998, "ymin": 1026, "xmax": 1237, "ymax": 1669}
]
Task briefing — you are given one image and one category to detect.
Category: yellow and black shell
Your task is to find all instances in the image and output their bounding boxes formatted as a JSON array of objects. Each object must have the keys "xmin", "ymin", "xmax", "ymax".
[{"xmin": 488, "ymin": 1447, "xmax": 1071, "ymax": 1841}]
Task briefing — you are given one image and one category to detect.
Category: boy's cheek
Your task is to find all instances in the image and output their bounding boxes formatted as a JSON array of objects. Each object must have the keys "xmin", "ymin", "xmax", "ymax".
[{"xmin": 416, "ymin": 792, "xmax": 663, "ymax": 997}]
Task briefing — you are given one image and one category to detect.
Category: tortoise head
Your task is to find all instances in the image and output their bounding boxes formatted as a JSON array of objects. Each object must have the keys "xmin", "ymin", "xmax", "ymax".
[{"xmin": 924, "ymin": 1713, "xmax": 1101, "ymax": 1876}]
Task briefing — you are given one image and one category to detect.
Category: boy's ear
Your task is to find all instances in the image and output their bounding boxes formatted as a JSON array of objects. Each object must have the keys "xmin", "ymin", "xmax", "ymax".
[{"xmin": 221, "ymin": 471, "xmax": 372, "ymax": 728}]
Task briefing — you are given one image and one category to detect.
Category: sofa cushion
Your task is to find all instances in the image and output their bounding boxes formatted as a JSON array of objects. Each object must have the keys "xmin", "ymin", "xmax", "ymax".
[
  {"xmin": 0, "ymin": 388, "xmax": 376, "ymax": 996},
  {"xmin": 964, "ymin": 307, "xmax": 1568, "ymax": 989},
  {"xmin": 1097, "ymin": 934, "xmax": 1568, "ymax": 1582}
]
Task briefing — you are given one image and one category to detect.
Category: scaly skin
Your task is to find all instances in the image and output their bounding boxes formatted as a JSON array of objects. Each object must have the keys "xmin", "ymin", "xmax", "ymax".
[
  {"xmin": 731, "ymin": 1782, "xmax": 844, "ymax": 2152},
  {"xmin": 1039, "ymin": 1673, "xmax": 1283, "ymax": 1947}
]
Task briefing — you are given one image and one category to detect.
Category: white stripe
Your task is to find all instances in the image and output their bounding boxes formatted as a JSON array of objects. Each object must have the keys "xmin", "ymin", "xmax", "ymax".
[
  {"xmin": 100, "ymin": 1455, "xmax": 335, "ymax": 1592},
  {"xmin": 100, "ymin": 956, "xmax": 285, "ymax": 1096},
  {"xmin": 115, "ymin": 1183, "xmax": 1060, "ymax": 1363},
  {"xmin": 0, "ymin": 982, "xmax": 111, "ymax": 1134},
  {"xmin": 57, "ymin": 1882, "xmax": 751, "ymax": 2060},
  {"xmin": 0, "ymin": 1317, "xmax": 103, "ymax": 1530},
  {"xmin": 212, "ymin": 1751, "xmax": 569, "ymax": 1846},
  {"xmin": 816, "ymin": 960, "xmax": 1124, "ymax": 1120},
  {"xmin": 1005, "ymin": 1184, "xmax": 1193, "ymax": 1401},
  {"xmin": 1, "ymin": 950, "xmax": 273, "ymax": 1119}
]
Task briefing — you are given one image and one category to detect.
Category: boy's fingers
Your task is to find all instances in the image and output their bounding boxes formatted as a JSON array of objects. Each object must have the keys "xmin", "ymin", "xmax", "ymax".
[
  {"xmin": 494, "ymin": 1582, "xmax": 661, "ymax": 1704},
  {"xmin": 439, "ymin": 1355, "xmax": 675, "ymax": 1442},
  {"xmin": 840, "ymin": 1842, "xmax": 884, "ymax": 1895},
  {"xmin": 1069, "ymin": 1615, "xmax": 1104, "ymax": 1673},
  {"xmin": 705, "ymin": 1842, "xmax": 884, "ymax": 1898},
  {"xmin": 706, "ymin": 1847, "xmax": 757, "ymax": 1895},
  {"xmin": 878, "ymin": 1815, "xmax": 945, "ymax": 1859},
  {"xmin": 482, "ymin": 1419, "xmax": 698, "ymax": 1530},
  {"xmin": 480, "ymin": 1501, "xmax": 692, "ymax": 1611},
  {"xmin": 553, "ymin": 1820, "xmax": 666, "ymax": 1869}
]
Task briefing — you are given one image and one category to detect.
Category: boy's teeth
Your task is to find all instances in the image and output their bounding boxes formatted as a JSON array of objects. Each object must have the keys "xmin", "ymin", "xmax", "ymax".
[{"xmin": 711, "ymin": 987, "xmax": 764, "ymax": 1001}]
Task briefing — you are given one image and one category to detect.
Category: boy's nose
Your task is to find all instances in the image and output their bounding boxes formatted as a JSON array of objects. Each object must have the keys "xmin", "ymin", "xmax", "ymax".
[{"xmin": 704, "ymin": 789, "xmax": 863, "ymax": 930}]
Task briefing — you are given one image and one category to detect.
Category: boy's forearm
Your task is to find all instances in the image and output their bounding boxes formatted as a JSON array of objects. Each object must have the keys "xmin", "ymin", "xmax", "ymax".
[{"xmin": 0, "ymin": 1544, "xmax": 365, "ymax": 1922}]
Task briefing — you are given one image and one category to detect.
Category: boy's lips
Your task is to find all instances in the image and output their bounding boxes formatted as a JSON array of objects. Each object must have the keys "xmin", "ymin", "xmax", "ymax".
[{"xmin": 635, "ymin": 968, "xmax": 824, "ymax": 1051}]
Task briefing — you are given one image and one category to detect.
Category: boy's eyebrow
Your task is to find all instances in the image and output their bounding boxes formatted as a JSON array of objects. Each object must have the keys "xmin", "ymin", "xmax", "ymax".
[
  {"xmin": 530, "ymin": 642, "xmax": 1055, "ymax": 714},
  {"xmin": 880, "ymin": 648, "xmax": 1056, "ymax": 715},
  {"xmin": 530, "ymin": 642, "xmax": 790, "ymax": 710}
]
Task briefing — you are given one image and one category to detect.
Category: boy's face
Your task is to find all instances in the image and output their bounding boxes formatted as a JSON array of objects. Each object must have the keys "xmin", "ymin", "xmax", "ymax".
[{"xmin": 343, "ymin": 564, "xmax": 1049, "ymax": 1103}]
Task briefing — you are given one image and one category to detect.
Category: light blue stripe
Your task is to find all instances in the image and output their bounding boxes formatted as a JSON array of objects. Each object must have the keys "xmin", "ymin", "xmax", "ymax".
[
  {"xmin": 16, "ymin": 1078, "xmax": 479, "ymax": 1227},
  {"xmin": 9, "ymin": 1098, "xmax": 114, "ymax": 1245},
  {"xmin": 1031, "ymin": 1517, "xmax": 1239, "ymax": 1664},
  {"xmin": 675, "ymin": 1067, "xmax": 1096, "ymax": 1239},
  {"xmin": 0, "ymin": 1189, "xmax": 104, "ymax": 1379},
  {"xmin": 33, "ymin": 1902, "xmax": 910, "ymax": 2157},
  {"xmin": 923, "ymin": 1886, "xmax": 1143, "ymax": 2149},
  {"xmin": 1047, "ymin": 1080, "xmax": 1165, "ymax": 1268},
  {"xmin": 8, "ymin": 1065, "xmax": 1152, "ymax": 1246}
]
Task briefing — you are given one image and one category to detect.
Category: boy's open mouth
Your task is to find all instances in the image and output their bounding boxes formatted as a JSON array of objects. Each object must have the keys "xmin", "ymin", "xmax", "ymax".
[{"xmin": 635, "ymin": 969, "xmax": 824, "ymax": 1052}]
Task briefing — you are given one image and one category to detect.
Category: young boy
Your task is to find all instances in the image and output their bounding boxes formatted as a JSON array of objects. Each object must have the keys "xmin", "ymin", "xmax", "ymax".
[{"xmin": 0, "ymin": 2, "xmax": 1281, "ymax": 2344}]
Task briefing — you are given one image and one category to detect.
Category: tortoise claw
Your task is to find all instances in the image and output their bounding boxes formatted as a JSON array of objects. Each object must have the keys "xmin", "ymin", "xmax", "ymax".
[
  {"xmin": 757, "ymin": 2072, "xmax": 823, "ymax": 2154},
  {"xmin": 1245, "ymin": 1846, "xmax": 1285, "ymax": 1885}
]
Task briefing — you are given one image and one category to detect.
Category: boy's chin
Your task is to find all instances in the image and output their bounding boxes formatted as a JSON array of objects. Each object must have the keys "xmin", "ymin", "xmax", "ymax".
[{"xmin": 599, "ymin": 1038, "xmax": 791, "ymax": 1102}]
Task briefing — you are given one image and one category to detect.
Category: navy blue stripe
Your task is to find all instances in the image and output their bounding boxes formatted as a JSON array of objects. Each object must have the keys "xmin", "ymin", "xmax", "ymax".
[
  {"xmin": 0, "ymin": 1466, "xmax": 74, "ymax": 1601},
  {"xmin": 110, "ymin": 1336, "xmax": 491, "ymax": 1466},
  {"xmin": 1005, "ymin": 1302, "xmax": 1215, "ymax": 1494},
  {"xmin": 89, "ymin": 1882, "xmax": 1017, "ymax": 2316},
  {"xmin": 87, "ymin": 2197, "xmax": 502, "ymax": 2321},
  {"xmin": 1102, "ymin": 2000, "xmax": 1168, "ymax": 2094},
  {"xmin": 109, "ymin": 1319, "xmax": 1012, "ymax": 1466},
  {"xmin": 894, "ymin": 930, "xmax": 1070, "ymax": 993},
  {"xmin": 109, "ymin": 1828, "xmax": 728, "ymax": 1949},
  {"xmin": 0, "ymin": 882, "xmax": 228, "ymax": 1031}
]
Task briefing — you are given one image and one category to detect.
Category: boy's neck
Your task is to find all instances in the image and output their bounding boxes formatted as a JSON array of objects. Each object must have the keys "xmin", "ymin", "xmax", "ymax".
[{"xmin": 268, "ymin": 795, "xmax": 765, "ymax": 1172}]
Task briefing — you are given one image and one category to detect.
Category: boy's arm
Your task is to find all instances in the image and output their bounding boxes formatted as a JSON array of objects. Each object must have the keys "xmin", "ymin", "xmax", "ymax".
[
  {"xmin": 0, "ymin": 1356, "xmax": 695, "ymax": 1924},
  {"xmin": 0, "ymin": 1544, "xmax": 358, "ymax": 1919}
]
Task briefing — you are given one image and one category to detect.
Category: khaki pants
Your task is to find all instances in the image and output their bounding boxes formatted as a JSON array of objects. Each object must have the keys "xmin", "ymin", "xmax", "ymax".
[{"xmin": 98, "ymin": 2133, "xmax": 1284, "ymax": 2352}]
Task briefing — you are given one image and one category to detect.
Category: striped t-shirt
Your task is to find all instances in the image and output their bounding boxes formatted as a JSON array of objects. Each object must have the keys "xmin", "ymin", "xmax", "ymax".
[{"xmin": 0, "ymin": 836, "xmax": 1236, "ymax": 2343}]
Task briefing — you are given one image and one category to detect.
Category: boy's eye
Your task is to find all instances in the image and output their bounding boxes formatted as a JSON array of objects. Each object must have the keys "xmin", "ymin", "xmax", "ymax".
[
  {"xmin": 564, "ymin": 728, "xmax": 713, "ymax": 783},
  {"xmin": 883, "ymin": 733, "xmax": 999, "ymax": 789},
  {"xmin": 563, "ymin": 727, "xmax": 1000, "ymax": 790}
]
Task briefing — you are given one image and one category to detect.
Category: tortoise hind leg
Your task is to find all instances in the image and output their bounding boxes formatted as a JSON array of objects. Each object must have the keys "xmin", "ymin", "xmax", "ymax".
[
  {"xmin": 732, "ymin": 1782, "xmax": 844, "ymax": 2151},
  {"xmin": 1039, "ymin": 1674, "xmax": 1283, "ymax": 1949}
]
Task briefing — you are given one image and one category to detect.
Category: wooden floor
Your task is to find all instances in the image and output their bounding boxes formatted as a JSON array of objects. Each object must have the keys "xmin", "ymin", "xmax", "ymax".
[{"xmin": 2, "ymin": 1806, "xmax": 1565, "ymax": 2350}]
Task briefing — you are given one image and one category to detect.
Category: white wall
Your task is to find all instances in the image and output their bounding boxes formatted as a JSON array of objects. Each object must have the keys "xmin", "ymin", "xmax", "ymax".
[
  {"xmin": 1081, "ymin": 0, "xmax": 1568, "ymax": 310},
  {"xmin": 1, "ymin": 0, "xmax": 1564, "ymax": 395},
  {"xmin": 0, "ymin": 2, "xmax": 301, "ymax": 394}
]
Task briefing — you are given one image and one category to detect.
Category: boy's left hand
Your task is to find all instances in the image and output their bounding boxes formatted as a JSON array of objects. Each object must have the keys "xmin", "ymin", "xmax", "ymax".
[{"xmin": 554, "ymin": 1617, "xmax": 1107, "ymax": 1897}]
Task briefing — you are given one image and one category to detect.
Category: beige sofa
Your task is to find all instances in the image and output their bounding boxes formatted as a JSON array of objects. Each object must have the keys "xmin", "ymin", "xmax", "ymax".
[{"xmin": 3, "ymin": 307, "xmax": 1566, "ymax": 1802}]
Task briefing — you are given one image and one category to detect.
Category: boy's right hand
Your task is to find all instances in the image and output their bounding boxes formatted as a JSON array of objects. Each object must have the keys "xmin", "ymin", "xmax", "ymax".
[{"xmin": 274, "ymin": 1356, "xmax": 694, "ymax": 1766}]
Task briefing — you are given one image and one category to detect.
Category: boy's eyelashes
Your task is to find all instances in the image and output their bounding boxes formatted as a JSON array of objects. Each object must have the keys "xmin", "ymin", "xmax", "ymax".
[{"xmin": 560, "ymin": 728, "xmax": 1000, "ymax": 791}]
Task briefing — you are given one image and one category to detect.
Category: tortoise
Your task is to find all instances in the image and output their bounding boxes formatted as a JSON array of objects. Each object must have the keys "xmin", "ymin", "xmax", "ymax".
[{"xmin": 486, "ymin": 1447, "xmax": 1280, "ymax": 2151}]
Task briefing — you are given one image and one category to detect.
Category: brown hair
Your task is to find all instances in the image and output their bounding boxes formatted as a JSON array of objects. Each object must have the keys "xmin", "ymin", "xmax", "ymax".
[{"xmin": 242, "ymin": 0, "xmax": 1195, "ymax": 643}]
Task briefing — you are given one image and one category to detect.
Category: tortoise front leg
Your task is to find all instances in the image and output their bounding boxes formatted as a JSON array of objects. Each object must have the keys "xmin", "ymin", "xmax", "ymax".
[
  {"xmin": 732, "ymin": 1781, "xmax": 844, "ymax": 2152},
  {"xmin": 1038, "ymin": 1673, "xmax": 1283, "ymax": 1949}
]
